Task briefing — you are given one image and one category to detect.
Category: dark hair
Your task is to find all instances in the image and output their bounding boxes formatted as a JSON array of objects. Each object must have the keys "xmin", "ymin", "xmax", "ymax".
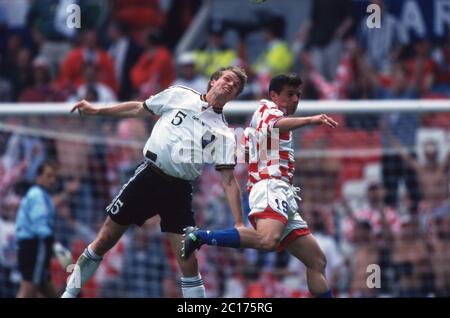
[
  {"xmin": 268, "ymin": 73, "xmax": 303, "ymax": 95},
  {"xmin": 207, "ymin": 66, "xmax": 247, "ymax": 96},
  {"xmin": 36, "ymin": 162, "xmax": 55, "ymax": 177}
]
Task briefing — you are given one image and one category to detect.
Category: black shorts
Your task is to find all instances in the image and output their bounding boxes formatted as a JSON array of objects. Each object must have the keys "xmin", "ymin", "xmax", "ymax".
[
  {"xmin": 106, "ymin": 161, "xmax": 195, "ymax": 234},
  {"xmin": 17, "ymin": 237, "xmax": 53, "ymax": 285}
]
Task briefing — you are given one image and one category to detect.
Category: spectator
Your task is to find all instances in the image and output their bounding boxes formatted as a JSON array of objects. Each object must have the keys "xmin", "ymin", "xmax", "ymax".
[
  {"xmin": 391, "ymin": 215, "xmax": 432, "ymax": 297},
  {"xmin": 107, "ymin": 22, "xmax": 142, "ymax": 100},
  {"xmin": 194, "ymin": 22, "xmax": 239, "ymax": 78},
  {"xmin": 431, "ymin": 28, "xmax": 450, "ymax": 96},
  {"xmin": 343, "ymin": 182, "xmax": 401, "ymax": 242},
  {"xmin": 404, "ymin": 39, "xmax": 436, "ymax": 97},
  {"xmin": 130, "ymin": 30, "xmax": 174, "ymax": 99},
  {"xmin": 0, "ymin": 194, "xmax": 20, "ymax": 298},
  {"xmin": 19, "ymin": 56, "xmax": 66, "ymax": 102},
  {"xmin": 384, "ymin": 135, "xmax": 450, "ymax": 231},
  {"xmin": 5, "ymin": 46, "xmax": 33, "ymax": 101},
  {"xmin": 58, "ymin": 29, "xmax": 117, "ymax": 94},
  {"xmin": 2, "ymin": 120, "xmax": 47, "ymax": 185},
  {"xmin": 348, "ymin": 221, "xmax": 379, "ymax": 297},
  {"xmin": 380, "ymin": 64, "xmax": 421, "ymax": 214},
  {"xmin": 173, "ymin": 52, "xmax": 208, "ymax": 94},
  {"xmin": 430, "ymin": 214, "xmax": 450, "ymax": 296},
  {"xmin": 251, "ymin": 15, "xmax": 294, "ymax": 96},
  {"xmin": 73, "ymin": 62, "xmax": 118, "ymax": 103},
  {"xmin": 303, "ymin": 0, "xmax": 354, "ymax": 81},
  {"xmin": 161, "ymin": 0, "xmax": 202, "ymax": 50},
  {"xmin": 27, "ymin": 0, "xmax": 76, "ymax": 74},
  {"xmin": 357, "ymin": 0, "xmax": 407, "ymax": 75}
]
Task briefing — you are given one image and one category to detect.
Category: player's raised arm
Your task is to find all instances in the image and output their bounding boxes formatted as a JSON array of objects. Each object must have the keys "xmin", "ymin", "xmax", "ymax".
[
  {"xmin": 71, "ymin": 99, "xmax": 149, "ymax": 118},
  {"xmin": 274, "ymin": 114, "xmax": 338, "ymax": 132}
]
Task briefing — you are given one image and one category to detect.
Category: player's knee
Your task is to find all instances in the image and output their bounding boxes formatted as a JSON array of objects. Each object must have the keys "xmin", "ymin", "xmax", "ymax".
[
  {"xmin": 312, "ymin": 251, "xmax": 327, "ymax": 274},
  {"xmin": 259, "ymin": 234, "xmax": 281, "ymax": 252}
]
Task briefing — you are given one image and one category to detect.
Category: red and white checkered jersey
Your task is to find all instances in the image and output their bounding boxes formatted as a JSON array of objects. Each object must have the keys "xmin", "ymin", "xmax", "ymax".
[{"xmin": 243, "ymin": 100, "xmax": 295, "ymax": 192}]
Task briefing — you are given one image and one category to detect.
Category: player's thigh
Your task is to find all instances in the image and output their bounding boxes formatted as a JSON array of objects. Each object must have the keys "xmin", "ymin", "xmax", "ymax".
[
  {"xmin": 159, "ymin": 181, "xmax": 195, "ymax": 234},
  {"xmin": 166, "ymin": 232, "xmax": 198, "ymax": 277},
  {"xmin": 106, "ymin": 161, "xmax": 160, "ymax": 227},
  {"xmin": 255, "ymin": 218, "xmax": 285, "ymax": 241},
  {"xmin": 286, "ymin": 234, "xmax": 326, "ymax": 270}
]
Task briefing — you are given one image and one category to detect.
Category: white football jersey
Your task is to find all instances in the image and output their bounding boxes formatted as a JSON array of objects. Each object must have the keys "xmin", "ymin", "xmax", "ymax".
[{"xmin": 143, "ymin": 85, "xmax": 236, "ymax": 181}]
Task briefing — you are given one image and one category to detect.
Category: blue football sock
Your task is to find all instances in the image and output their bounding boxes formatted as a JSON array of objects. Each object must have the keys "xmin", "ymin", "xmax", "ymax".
[
  {"xmin": 316, "ymin": 289, "xmax": 333, "ymax": 298},
  {"xmin": 196, "ymin": 228, "xmax": 240, "ymax": 248}
]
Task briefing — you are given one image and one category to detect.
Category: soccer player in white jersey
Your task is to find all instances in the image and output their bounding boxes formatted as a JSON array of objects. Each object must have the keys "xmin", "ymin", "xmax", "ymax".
[
  {"xmin": 182, "ymin": 73, "xmax": 338, "ymax": 297},
  {"xmin": 61, "ymin": 66, "xmax": 247, "ymax": 298}
]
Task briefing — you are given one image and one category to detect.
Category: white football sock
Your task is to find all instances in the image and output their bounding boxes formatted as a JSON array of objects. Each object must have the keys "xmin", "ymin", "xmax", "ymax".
[
  {"xmin": 61, "ymin": 244, "xmax": 102, "ymax": 298},
  {"xmin": 181, "ymin": 273, "xmax": 206, "ymax": 298}
]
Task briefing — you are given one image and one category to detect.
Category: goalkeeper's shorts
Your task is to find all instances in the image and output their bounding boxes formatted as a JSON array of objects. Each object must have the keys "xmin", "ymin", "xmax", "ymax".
[{"xmin": 17, "ymin": 237, "xmax": 54, "ymax": 285}]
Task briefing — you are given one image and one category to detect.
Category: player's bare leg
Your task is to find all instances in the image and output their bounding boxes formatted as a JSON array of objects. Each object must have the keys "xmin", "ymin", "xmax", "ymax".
[
  {"xmin": 39, "ymin": 281, "xmax": 58, "ymax": 298},
  {"xmin": 182, "ymin": 219, "xmax": 332, "ymax": 297},
  {"xmin": 286, "ymin": 234, "xmax": 331, "ymax": 297},
  {"xmin": 90, "ymin": 216, "xmax": 129, "ymax": 255},
  {"xmin": 250, "ymin": 218, "xmax": 285, "ymax": 251},
  {"xmin": 61, "ymin": 216, "xmax": 128, "ymax": 298},
  {"xmin": 181, "ymin": 219, "xmax": 284, "ymax": 257},
  {"xmin": 167, "ymin": 233, "xmax": 206, "ymax": 298},
  {"xmin": 16, "ymin": 281, "xmax": 38, "ymax": 298}
]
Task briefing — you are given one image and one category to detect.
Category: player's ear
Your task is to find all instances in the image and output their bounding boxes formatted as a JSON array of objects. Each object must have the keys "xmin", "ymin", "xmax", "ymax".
[{"xmin": 269, "ymin": 90, "xmax": 277, "ymax": 101}]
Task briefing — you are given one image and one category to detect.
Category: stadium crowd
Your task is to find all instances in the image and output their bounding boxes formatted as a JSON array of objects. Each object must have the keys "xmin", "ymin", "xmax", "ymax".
[{"xmin": 1, "ymin": 0, "xmax": 450, "ymax": 297}]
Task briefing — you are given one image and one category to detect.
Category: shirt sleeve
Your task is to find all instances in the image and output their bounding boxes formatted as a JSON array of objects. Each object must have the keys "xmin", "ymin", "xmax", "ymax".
[
  {"xmin": 143, "ymin": 87, "xmax": 176, "ymax": 115},
  {"xmin": 259, "ymin": 106, "xmax": 284, "ymax": 131},
  {"xmin": 214, "ymin": 129, "xmax": 237, "ymax": 170}
]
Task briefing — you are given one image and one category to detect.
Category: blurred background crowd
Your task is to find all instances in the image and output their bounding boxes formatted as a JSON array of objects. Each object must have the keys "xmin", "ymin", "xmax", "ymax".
[{"xmin": 1, "ymin": 0, "xmax": 450, "ymax": 297}]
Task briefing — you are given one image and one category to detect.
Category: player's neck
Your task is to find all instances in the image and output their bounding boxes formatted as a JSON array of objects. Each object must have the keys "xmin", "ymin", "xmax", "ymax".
[{"xmin": 205, "ymin": 91, "xmax": 226, "ymax": 113}]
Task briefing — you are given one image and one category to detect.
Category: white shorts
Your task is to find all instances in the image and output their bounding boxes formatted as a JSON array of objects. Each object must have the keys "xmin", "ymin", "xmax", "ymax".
[{"xmin": 248, "ymin": 179, "xmax": 310, "ymax": 251}]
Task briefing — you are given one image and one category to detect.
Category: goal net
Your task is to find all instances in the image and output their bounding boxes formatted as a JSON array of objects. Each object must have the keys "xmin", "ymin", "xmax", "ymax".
[{"xmin": 1, "ymin": 100, "xmax": 449, "ymax": 298}]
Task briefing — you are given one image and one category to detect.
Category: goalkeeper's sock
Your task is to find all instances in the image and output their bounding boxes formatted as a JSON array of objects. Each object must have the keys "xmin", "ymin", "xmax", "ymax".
[
  {"xmin": 196, "ymin": 228, "xmax": 240, "ymax": 248},
  {"xmin": 181, "ymin": 274, "xmax": 206, "ymax": 298},
  {"xmin": 61, "ymin": 244, "xmax": 102, "ymax": 298}
]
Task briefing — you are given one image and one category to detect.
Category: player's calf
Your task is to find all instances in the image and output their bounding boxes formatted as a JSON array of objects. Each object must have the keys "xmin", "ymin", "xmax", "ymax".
[{"xmin": 61, "ymin": 245, "xmax": 102, "ymax": 298}]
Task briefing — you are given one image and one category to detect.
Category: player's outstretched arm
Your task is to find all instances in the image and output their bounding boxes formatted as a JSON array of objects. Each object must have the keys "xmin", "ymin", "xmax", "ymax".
[
  {"xmin": 274, "ymin": 114, "xmax": 338, "ymax": 132},
  {"xmin": 71, "ymin": 99, "xmax": 149, "ymax": 118},
  {"xmin": 219, "ymin": 168, "xmax": 244, "ymax": 227}
]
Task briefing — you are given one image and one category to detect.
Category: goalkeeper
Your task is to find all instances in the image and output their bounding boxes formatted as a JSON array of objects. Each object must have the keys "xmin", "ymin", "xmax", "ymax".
[{"xmin": 15, "ymin": 162, "xmax": 75, "ymax": 298}]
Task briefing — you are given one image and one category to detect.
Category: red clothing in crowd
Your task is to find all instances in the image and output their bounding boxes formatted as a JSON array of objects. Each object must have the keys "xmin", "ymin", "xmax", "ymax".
[
  {"xmin": 130, "ymin": 47, "xmax": 174, "ymax": 96},
  {"xmin": 112, "ymin": 0, "xmax": 165, "ymax": 32},
  {"xmin": 58, "ymin": 48, "xmax": 118, "ymax": 92}
]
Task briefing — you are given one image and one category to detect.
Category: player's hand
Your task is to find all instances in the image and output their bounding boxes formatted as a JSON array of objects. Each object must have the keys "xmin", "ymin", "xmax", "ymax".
[
  {"xmin": 311, "ymin": 114, "xmax": 338, "ymax": 128},
  {"xmin": 70, "ymin": 99, "xmax": 99, "ymax": 116}
]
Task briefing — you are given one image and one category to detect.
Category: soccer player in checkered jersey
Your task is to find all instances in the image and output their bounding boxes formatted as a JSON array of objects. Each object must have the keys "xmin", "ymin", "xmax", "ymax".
[
  {"xmin": 61, "ymin": 66, "xmax": 247, "ymax": 298},
  {"xmin": 182, "ymin": 73, "xmax": 338, "ymax": 297}
]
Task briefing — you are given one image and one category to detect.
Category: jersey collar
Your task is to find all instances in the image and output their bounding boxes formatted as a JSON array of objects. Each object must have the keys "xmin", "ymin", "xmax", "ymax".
[{"xmin": 200, "ymin": 94, "xmax": 223, "ymax": 114}]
